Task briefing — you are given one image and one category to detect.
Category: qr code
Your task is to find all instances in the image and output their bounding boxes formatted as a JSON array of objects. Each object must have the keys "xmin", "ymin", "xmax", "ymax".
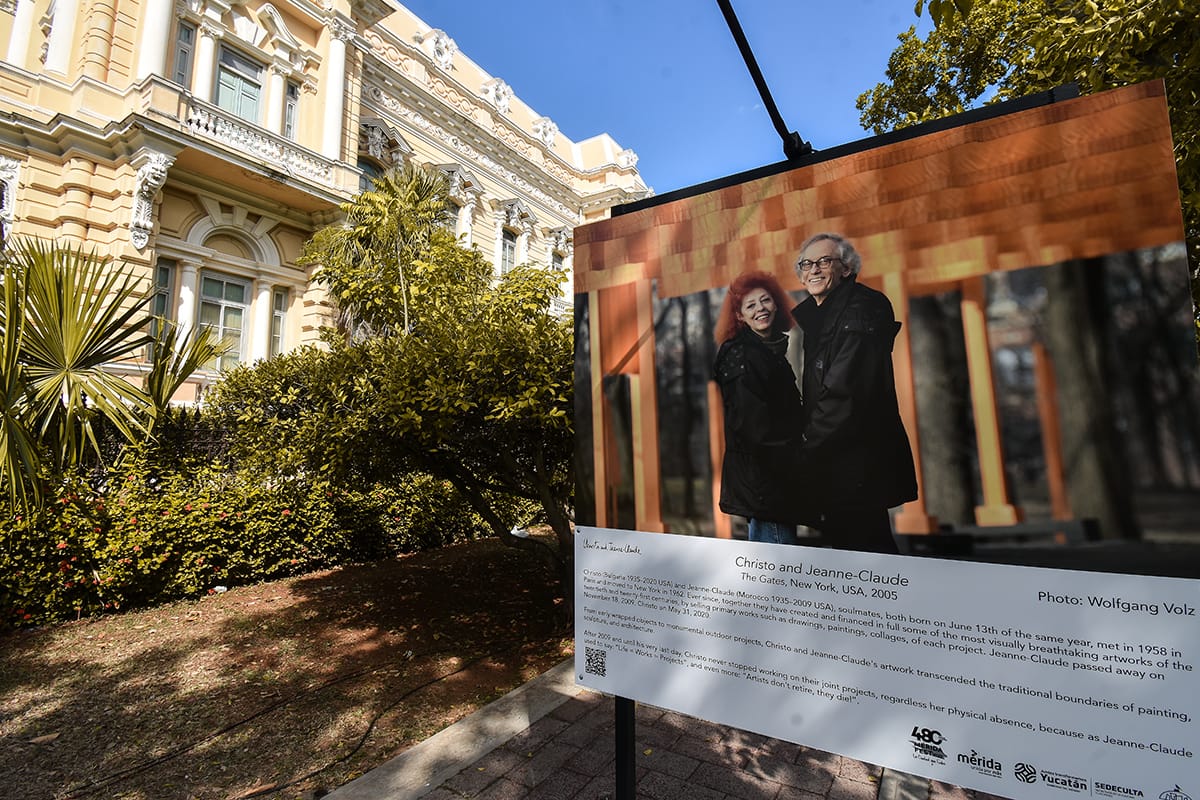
[{"xmin": 584, "ymin": 646, "xmax": 607, "ymax": 677}]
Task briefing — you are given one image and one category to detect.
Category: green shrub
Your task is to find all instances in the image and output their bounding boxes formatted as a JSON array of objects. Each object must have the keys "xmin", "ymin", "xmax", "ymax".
[{"xmin": 0, "ymin": 455, "xmax": 505, "ymax": 629}]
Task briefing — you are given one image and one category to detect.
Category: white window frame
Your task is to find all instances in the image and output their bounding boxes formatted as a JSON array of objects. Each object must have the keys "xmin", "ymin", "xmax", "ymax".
[
  {"xmin": 500, "ymin": 228, "xmax": 517, "ymax": 274},
  {"xmin": 148, "ymin": 259, "xmax": 175, "ymax": 362},
  {"xmin": 173, "ymin": 21, "xmax": 195, "ymax": 88},
  {"xmin": 215, "ymin": 46, "xmax": 263, "ymax": 124},
  {"xmin": 270, "ymin": 287, "xmax": 288, "ymax": 357},
  {"xmin": 283, "ymin": 80, "xmax": 300, "ymax": 140},
  {"xmin": 198, "ymin": 271, "xmax": 250, "ymax": 371}
]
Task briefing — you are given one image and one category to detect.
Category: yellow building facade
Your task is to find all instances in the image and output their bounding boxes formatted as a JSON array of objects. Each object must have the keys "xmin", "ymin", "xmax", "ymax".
[{"xmin": 0, "ymin": 0, "xmax": 648, "ymax": 396}]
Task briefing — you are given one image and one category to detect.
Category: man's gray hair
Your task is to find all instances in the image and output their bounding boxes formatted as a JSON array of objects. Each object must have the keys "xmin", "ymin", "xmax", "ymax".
[{"xmin": 797, "ymin": 232, "xmax": 862, "ymax": 277}]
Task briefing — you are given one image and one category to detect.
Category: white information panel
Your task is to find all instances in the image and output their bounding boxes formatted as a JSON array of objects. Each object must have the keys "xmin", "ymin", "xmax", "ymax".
[{"xmin": 575, "ymin": 527, "xmax": 1199, "ymax": 800}]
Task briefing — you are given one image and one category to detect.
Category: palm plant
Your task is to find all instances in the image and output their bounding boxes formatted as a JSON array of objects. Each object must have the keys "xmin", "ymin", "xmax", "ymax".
[
  {"xmin": 0, "ymin": 238, "xmax": 225, "ymax": 509},
  {"xmin": 144, "ymin": 320, "xmax": 226, "ymax": 427},
  {"xmin": 302, "ymin": 162, "xmax": 455, "ymax": 336}
]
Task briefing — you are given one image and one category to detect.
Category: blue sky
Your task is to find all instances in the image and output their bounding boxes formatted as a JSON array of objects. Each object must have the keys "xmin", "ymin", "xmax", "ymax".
[{"xmin": 398, "ymin": 0, "xmax": 933, "ymax": 196}]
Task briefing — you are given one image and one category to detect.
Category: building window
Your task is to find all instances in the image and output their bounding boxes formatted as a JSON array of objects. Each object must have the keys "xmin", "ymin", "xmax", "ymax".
[
  {"xmin": 148, "ymin": 259, "xmax": 175, "ymax": 361},
  {"xmin": 500, "ymin": 229, "xmax": 517, "ymax": 274},
  {"xmin": 198, "ymin": 272, "xmax": 249, "ymax": 370},
  {"xmin": 173, "ymin": 22, "xmax": 195, "ymax": 88},
  {"xmin": 357, "ymin": 158, "xmax": 383, "ymax": 193},
  {"xmin": 270, "ymin": 288, "xmax": 288, "ymax": 357},
  {"xmin": 444, "ymin": 200, "xmax": 462, "ymax": 234},
  {"xmin": 551, "ymin": 252, "xmax": 564, "ymax": 271},
  {"xmin": 215, "ymin": 46, "xmax": 262, "ymax": 124},
  {"xmin": 283, "ymin": 81, "xmax": 300, "ymax": 140}
]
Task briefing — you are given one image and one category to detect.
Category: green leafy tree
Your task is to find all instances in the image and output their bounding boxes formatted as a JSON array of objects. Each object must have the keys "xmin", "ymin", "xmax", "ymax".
[
  {"xmin": 217, "ymin": 165, "xmax": 576, "ymax": 590},
  {"xmin": 0, "ymin": 238, "xmax": 224, "ymax": 509}
]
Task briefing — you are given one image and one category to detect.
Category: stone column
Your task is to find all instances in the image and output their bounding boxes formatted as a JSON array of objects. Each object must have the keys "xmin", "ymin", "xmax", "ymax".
[
  {"xmin": 135, "ymin": 0, "xmax": 174, "ymax": 80},
  {"xmin": 456, "ymin": 198, "xmax": 475, "ymax": 247},
  {"xmin": 192, "ymin": 21, "xmax": 222, "ymax": 101},
  {"xmin": 265, "ymin": 62, "xmax": 288, "ymax": 135},
  {"xmin": 177, "ymin": 261, "xmax": 200, "ymax": 341},
  {"xmin": 252, "ymin": 278, "xmax": 272, "ymax": 361},
  {"xmin": 82, "ymin": 0, "xmax": 117, "ymax": 80},
  {"xmin": 5, "ymin": 0, "xmax": 37, "ymax": 67},
  {"xmin": 321, "ymin": 18, "xmax": 352, "ymax": 160},
  {"xmin": 43, "ymin": 0, "xmax": 82, "ymax": 76},
  {"xmin": 491, "ymin": 208, "xmax": 505, "ymax": 278}
]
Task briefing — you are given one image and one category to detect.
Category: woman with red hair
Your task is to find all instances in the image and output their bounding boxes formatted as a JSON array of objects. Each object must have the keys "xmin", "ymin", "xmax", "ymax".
[{"xmin": 713, "ymin": 270, "xmax": 805, "ymax": 544}]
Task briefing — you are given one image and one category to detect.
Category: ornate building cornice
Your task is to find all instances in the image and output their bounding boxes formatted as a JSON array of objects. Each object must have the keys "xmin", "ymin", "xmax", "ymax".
[
  {"xmin": 361, "ymin": 28, "xmax": 639, "ymax": 191},
  {"xmin": 367, "ymin": 85, "xmax": 578, "ymax": 220}
]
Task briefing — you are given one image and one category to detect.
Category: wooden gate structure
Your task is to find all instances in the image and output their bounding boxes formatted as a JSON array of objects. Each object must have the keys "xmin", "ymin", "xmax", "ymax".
[{"xmin": 575, "ymin": 81, "xmax": 1187, "ymax": 537}]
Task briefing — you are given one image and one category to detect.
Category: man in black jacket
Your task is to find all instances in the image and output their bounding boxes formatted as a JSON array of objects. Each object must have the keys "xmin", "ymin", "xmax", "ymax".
[{"xmin": 791, "ymin": 233, "xmax": 918, "ymax": 554}]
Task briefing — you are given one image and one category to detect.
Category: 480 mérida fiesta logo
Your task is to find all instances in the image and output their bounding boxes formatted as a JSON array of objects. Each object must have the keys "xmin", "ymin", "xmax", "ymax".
[{"xmin": 909, "ymin": 726, "xmax": 947, "ymax": 761}]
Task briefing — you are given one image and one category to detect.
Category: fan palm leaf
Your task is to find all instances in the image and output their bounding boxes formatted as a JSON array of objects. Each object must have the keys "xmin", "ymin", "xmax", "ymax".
[{"xmin": 6, "ymin": 238, "xmax": 153, "ymax": 475}]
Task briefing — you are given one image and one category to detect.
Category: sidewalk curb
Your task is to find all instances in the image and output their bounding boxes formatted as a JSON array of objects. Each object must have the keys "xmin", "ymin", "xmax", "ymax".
[{"xmin": 325, "ymin": 658, "xmax": 584, "ymax": 800}]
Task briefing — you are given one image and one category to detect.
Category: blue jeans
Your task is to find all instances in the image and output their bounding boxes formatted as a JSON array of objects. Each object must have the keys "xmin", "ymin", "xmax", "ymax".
[{"xmin": 747, "ymin": 518, "xmax": 798, "ymax": 545}]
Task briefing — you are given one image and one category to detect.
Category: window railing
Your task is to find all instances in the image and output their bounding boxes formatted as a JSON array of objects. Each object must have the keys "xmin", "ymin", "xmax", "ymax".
[{"xmin": 184, "ymin": 97, "xmax": 334, "ymax": 184}]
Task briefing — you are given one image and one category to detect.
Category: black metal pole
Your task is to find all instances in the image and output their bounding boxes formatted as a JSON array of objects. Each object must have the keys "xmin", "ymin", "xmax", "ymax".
[
  {"xmin": 615, "ymin": 695, "xmax": 636, "ymax": 798},
  {"xmin": 715, "ymin": 0, "xmax": 813, "ymax": 160}
]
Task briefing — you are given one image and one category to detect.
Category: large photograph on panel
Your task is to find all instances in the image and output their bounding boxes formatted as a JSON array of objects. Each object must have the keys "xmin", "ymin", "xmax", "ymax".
[{"xmin": 574, "ymin": 80, "xmax": 1197, "ymax": 576}]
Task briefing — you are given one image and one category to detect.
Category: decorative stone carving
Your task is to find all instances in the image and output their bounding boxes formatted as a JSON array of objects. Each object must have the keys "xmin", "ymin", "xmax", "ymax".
[
  {"xmin": 198, "ymin": 19, "xmax": 224, "ymax": 41},
  {"xmin": 532, "ymin": 117, "xmax": 558, "ymax": 148},
  {"xmin": 481, "ymin": 78, "xmax": 512, "ymax": 115},
  {"xmin": 358, "ymin": 120, "xmax": 411, "ymax": 165},
  {"xmin": 37, "ymin": 2, "xmax": 52, "ymax": 63},
  {"xmin": 230, "ymin": 5, "xmax": 262, "ymax": 46},
  {"xmin": 549, "ymin": 226, "xmax": 572, "ymax": 256},
  {"xmin": 415, "ymin": 28, "xmax": 456, "ymax": 71},
  {"xmin": 618, "ymin": 148, "xmax": 639, "ymax": 168},
  {"xmin": 328, "ymin": 16, "xmax": 356, "ymax": 42},
  {"xmin": 500, "ymin": 199, "xmax": 534, "ymax": 234},
  {"xmin": 130, "ymin": 153, "xmax": 174, "ymax": 250},
  {"xmin": 0, "ymin": 155, "xmax": 20, "ymax": 241},
  {"xmin": 440, "ymin": 164, "xmax": 480, "ymax": 206},
  {"xmin": 259, "ymin": 3, "xmax": 302, "ymax": 51}
]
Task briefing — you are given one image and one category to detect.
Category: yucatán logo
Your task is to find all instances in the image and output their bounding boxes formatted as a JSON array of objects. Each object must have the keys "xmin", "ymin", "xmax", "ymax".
[
  {"xmin": 1158, "ymin": 786, "xmax": 1192, "ymax": 800},
  {"xmin": 1014, "ymin": 762, "xmax": 1038, "ymax": 783},
  {"xmin": 957, "ymin": 749, "xmax": 1001, "ymax": 778},
  {"xmin": 1039, "ymin": 768, "xmax": 1088, "ymax": 793},
  {"xmin": 910, "ymin": 726, "xmax": 947, "ymax": 763}
]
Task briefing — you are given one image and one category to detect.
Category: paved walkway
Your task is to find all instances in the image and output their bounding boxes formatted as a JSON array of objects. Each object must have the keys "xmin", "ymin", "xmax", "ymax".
[{"xmin": 326, "ymin": 660, "xmax": 1006, "ymax": 800}]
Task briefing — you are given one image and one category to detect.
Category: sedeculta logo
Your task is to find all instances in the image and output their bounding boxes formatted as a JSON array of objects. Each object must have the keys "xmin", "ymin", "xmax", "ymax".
[{"xmin": 1093, "ymin": 781, "xmax": 1143, "ymax": 798}]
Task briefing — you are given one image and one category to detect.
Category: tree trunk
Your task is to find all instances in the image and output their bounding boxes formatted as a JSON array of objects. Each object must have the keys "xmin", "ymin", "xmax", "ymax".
[
  {"xmin": 909, "ymin": 293, "xmax": 976, "ymax": 525},
  {"xmin": 1042, "ymin": 259, "xmax": 1140, "ymax": 539}
]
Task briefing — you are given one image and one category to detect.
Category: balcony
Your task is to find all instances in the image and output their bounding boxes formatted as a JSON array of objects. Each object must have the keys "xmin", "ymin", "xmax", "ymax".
[{"xmin": 184, "ymin": 98, "xmax": 335, "ymax": 184}]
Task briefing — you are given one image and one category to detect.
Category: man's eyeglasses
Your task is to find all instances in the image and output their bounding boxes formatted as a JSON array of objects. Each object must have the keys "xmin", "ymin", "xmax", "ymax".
[{"xmin": 796, "ymin": 255, "xmax": 842, "ymax": 273}]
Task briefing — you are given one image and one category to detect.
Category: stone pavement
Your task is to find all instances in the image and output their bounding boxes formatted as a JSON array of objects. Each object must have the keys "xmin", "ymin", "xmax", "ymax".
[{"xmin": 326, "ymin": 660, "xmax": 1007, "ymax": 800}]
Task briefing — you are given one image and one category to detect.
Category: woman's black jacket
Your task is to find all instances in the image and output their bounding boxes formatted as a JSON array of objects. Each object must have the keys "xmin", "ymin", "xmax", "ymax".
[{"xmin": 713, "ymin": 326, "xmax": 805, "ymax": 523}]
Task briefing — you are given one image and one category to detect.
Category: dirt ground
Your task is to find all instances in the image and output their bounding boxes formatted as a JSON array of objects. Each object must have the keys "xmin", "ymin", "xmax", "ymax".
[{"xmin": 0, "ymin": 536, "xmax": 572, "ymax": 800}]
